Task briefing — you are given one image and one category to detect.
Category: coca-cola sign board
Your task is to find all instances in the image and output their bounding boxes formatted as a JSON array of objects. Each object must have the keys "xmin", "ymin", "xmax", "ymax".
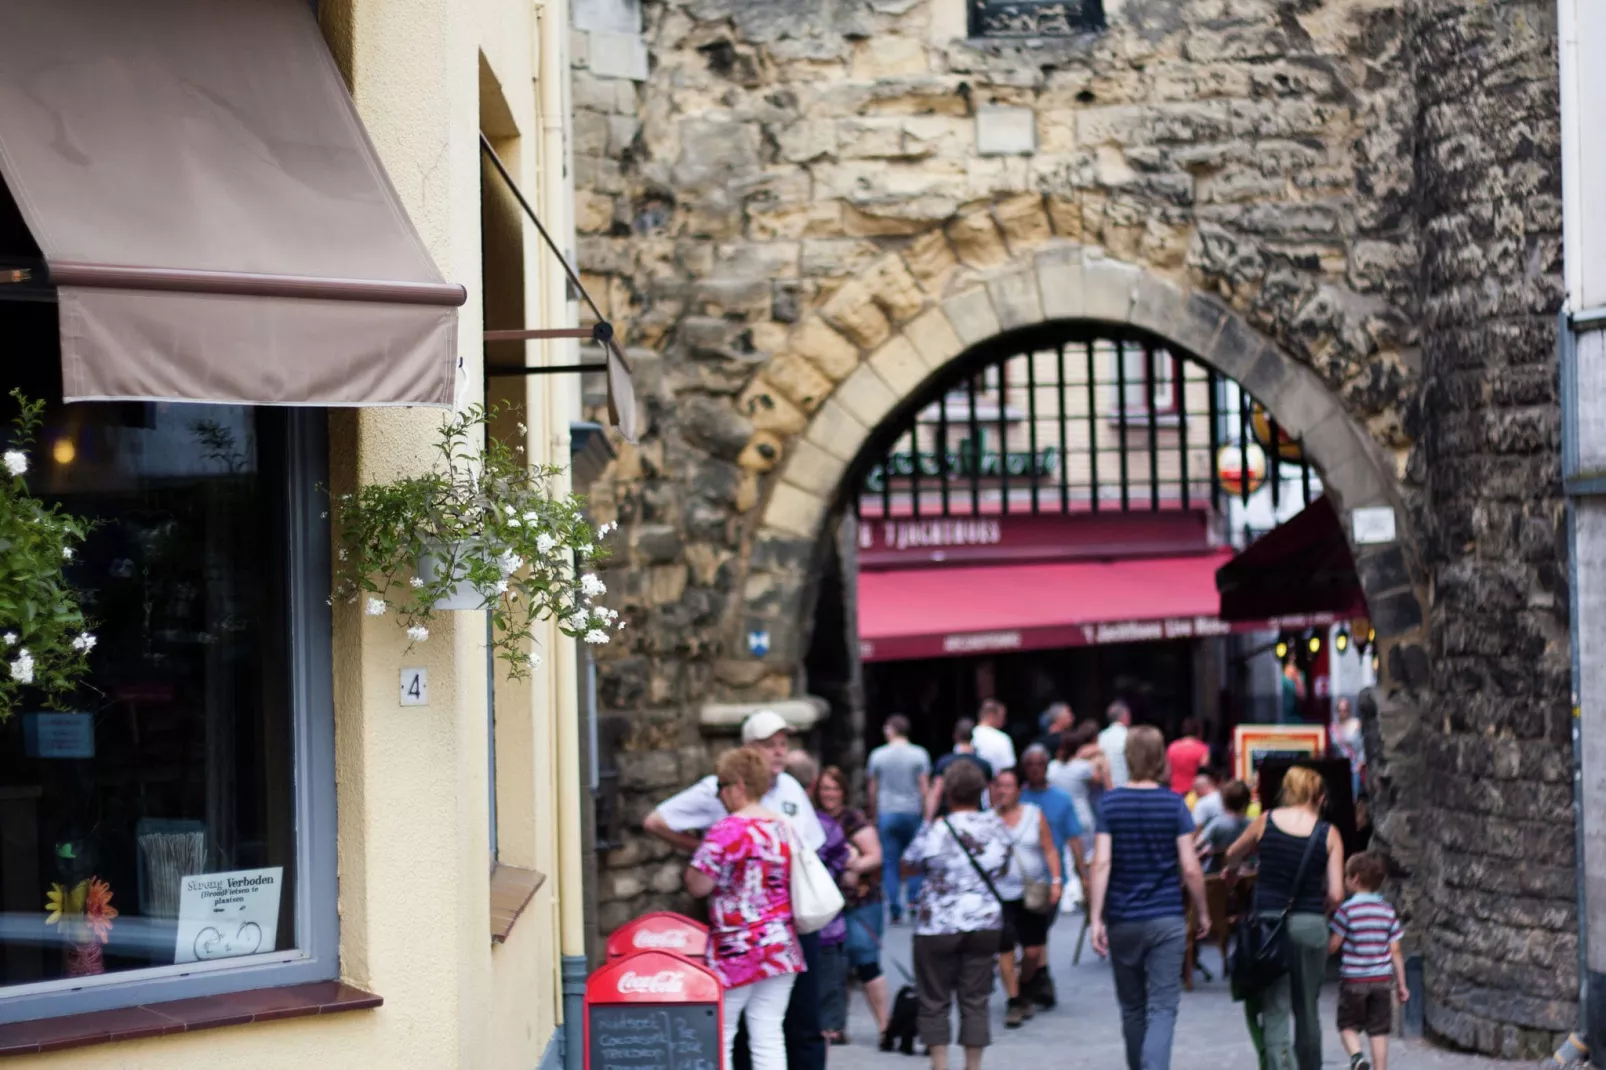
[
  {"xmin": 606, "ymin": 911, "xmax": 709, "ymax": 962},
  {"xmin": 585, "ymin": 950, "xmax": 724, "ymax": 1070}
]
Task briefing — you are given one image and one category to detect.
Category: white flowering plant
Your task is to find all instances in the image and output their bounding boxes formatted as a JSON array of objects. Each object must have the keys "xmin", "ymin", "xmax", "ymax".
[
  {"xmin": 329, "ymin": 403, "xmax": 617, "ymax": 679},
  {"xmin": 0, "ymin": 392, "xmax": 96, "ymax": 722}
]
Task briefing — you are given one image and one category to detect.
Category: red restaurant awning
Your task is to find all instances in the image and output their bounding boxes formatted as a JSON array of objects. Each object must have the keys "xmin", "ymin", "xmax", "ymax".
[{"xmin": 858, "ymin": 552, "xmax": 1342, "ymax": 663}]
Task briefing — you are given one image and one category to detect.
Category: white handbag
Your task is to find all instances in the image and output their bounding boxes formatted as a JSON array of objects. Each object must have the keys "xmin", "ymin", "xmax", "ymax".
[{"xmin": 784, "ymin": 823, "xmax": 844, "ymax": 935}]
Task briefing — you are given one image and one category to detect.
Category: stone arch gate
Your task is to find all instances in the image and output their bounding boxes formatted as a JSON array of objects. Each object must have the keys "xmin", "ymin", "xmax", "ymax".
[{"xmin": 724, "ymin": 240, "xmax": 1429, "ymax": 895}]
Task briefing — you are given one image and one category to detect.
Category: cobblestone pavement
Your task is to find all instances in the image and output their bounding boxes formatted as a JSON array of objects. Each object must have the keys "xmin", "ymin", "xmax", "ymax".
[{"xmin": 828, "ymin": 913, "xmax": 1523, "ymax": 1070}]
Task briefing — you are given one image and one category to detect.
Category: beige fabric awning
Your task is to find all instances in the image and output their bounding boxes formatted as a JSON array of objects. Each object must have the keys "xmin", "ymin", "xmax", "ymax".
[{"xmin": 0, "ymin": 0, "xmax": 465, "ymax": 406}]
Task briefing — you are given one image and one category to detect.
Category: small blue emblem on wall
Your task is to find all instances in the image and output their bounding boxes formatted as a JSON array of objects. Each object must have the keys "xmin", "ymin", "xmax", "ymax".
[{"xmin": 747, "ymin": 630, "xmax": 771, "ymax": 657}]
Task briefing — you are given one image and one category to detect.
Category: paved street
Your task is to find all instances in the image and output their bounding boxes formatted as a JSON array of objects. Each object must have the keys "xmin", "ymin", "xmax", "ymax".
[{"xmin": 829, "ymin": 912, "xmax": 1516, "ymax": 1070}]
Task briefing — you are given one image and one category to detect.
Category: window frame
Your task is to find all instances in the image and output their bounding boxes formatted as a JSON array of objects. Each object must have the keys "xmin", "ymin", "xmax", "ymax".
[{"xmin": 0, "ymin": 409, "xmax": 339, "ymax": 1024}]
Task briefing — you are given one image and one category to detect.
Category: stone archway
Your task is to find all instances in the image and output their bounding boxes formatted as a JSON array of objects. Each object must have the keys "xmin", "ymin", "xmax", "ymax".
[{"xmin": 727, "ymin": 239, "xmax": 1430, "ymax": 906}]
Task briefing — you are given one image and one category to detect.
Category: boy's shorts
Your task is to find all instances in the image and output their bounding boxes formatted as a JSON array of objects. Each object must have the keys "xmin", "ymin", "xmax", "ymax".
[{"xmin": 1337, "ymin": 980, "xmax": 1394, "ymax": 1035}]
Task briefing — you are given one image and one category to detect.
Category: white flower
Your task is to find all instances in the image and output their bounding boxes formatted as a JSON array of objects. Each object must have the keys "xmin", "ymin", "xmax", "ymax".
[
  {"xmin": 410, "ymin": 576, "xmax": 425, "ymax": 589},
  {"xmin": 338, "ymin": 548, "xmax": 349, "ymax": 561},
  {"xmin": 494, "ymin": 579, "xmax": 509, "ymax": 595},
  {"xmin": 578, "ymin": 544, "xmax": 594, "ymax": 557},
  {"xmin": 581, "ymin": 573, "xmax": 607, "ymax": 598},
  {"xmin": 407, "ymin": 625, "xmax": 430, "ymax": 642},
  {"xmin": 3, "ymin": 450, "xmax": 26, "ymax": 477},
  {"xmin": 523, "ymin": 511, "xmax": 540, "ymax": 523},
  {"xmin": 503, "ymin": 504, "xmax": 516, "ymax": 516},
  {"xmin": 584, "ymin": 629, "xmax": 609, "ymax": 644},
  {"xmin": 365, "ymin": 597, "xmax": 387, "ymax": 616},
  {"xmin": 518, "ymin": 422, "xmax": 528, "ymax": 435},
  {"xmin": 70, "ymin": 633, "xmax": 96, "ymax": 653},
  {"xmin": 9, "ymin": 649, "xmax": 33, "ymax": 684},
  {"xmin": 497, "ymin": 550, "xmax": 524, "ymax": 575},
  {"xmin": 568, "ymin": 611, "xmax": 589, "ymax": 632},
  {"xmin": 320, "ymin": 511, "xmax": 329, "ymax": 519},
  {"xmin": 1, "ymin": 633, "xmax": 15, "ymax": 646},
  {"xmin": 598, "ymin": 522, "xmax": 616, "ymax": 537},
  {"xmin": 62, "ymin": 547, "xmax": 74, "ymax": 561},
  {"xmin": 593, "ymin": 606, "xmax": 612, "ymax": 621},
  {"xmin": 508, "ymin": 518, "xmax": 522, "ymax": 528},
  {"xmin": 529, "ymin": 652, "xmax": 542, "ymax": 669},
  {"xmin": 616, "ymin": 619, "xmax": 627, "ymax": 632},
  {"xmin": 536, "ymin": 533, "xmax": 558, "ymax": 555}
]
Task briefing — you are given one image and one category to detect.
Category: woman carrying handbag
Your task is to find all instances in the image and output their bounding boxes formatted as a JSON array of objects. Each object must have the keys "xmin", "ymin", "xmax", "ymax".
[
  {"xmin": 1224, "ymin": 766, "xmax": 1345, "ymax": 1070},
  {"xmin": 900, "ymin": 759, "xmax": 1012, "ymax": 1070},
  {"xmin": 991, "ymin": 767, "xmax": 1063, "ymax": 1027}
]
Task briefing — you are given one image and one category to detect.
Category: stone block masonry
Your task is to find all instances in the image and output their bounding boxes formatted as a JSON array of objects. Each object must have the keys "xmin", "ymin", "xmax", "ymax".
[{"xmin": 570, "ymin": 0, "xmax": 1576, "ymax": 1052}]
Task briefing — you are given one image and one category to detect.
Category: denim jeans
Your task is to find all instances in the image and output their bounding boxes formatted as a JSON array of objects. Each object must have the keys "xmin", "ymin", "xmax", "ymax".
[
  {"xmin": 878, "ymin": 811, "xmax": 923, "ymax": 918},
  {"xmin": 817, "ymin": 941, "xmax": 849, "ymax": 1032},
  {"xmin": 1107, "ymin": 915, "xmax": 1187, "ymax": 1070}
]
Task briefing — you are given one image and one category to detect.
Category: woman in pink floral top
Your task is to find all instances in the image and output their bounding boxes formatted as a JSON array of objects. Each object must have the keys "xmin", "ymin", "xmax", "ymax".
[{"xmin": 685, "ymin": 747, "xmax": 805, "ymax": 1070}]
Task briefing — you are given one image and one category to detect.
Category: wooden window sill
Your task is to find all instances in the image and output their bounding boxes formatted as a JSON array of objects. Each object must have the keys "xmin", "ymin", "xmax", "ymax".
[
  {"xmin": 0, "ymin": 981, "xmax": 381, "ymax": 1058},
  {"xmin": 489, "ymin": 863, "xmax": 546, "ymax": 944}
]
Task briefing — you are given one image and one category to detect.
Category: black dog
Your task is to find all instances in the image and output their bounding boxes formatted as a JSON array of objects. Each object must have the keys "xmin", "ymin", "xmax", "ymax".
[{"xmin": 881, "ymin": 980, "xmax": 919, "ymax": 1056}]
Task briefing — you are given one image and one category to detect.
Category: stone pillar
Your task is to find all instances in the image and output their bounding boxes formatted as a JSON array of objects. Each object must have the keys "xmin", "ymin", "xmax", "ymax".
[{"xmin": 1414, "ymin": 0, "xmax": 1575, "ymax": 1055}]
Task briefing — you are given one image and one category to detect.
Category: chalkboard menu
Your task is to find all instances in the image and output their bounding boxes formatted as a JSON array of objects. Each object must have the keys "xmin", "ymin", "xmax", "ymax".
[{"xmin": 588, "ymin": 1004, "xmax": 720, "ymax": 1070}]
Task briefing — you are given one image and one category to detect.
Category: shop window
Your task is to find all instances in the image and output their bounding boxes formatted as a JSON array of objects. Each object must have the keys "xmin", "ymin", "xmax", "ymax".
[
  {"xmin": 969, "ymin": 0, "xmax": 1105, "ymax": 38},
  {"xmin": 0, "ymin": 304, "xmax": 336, "ymax": 1021}
]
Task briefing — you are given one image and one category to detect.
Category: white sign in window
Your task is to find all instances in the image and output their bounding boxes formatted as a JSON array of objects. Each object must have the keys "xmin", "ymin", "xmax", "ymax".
[{"xmin": 173, "ymin": 867, "xmax": 284, "ymax": 964}]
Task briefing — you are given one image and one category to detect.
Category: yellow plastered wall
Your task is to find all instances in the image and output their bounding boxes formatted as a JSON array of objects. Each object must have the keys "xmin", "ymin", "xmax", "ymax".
[{"xmin": 13, "ymin": 0, "xmax": 580, "ymax": 1065}]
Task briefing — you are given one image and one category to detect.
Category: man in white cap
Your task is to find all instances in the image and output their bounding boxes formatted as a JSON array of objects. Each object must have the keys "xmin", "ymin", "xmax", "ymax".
[
  {"xmin": 644, "ymin": 709, "xmax": 827, "ymax": 1070},
  {"xmin": 644, "ymin": 708, "xmax": 825, "ymax": 852}
]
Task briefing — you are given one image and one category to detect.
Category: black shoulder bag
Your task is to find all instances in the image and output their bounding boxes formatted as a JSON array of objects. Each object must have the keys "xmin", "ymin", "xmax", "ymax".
[
  {"xmin": 942, "ymin": 815, "xmax": 1006, "ymax": 906},
  {"xmin": 1228, "ymin": 820, "xmax": 1328, "ymax": 999}
]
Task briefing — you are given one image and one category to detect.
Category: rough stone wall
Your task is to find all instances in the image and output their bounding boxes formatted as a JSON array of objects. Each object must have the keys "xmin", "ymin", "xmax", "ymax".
[
  {"xmin": 1412, "ymin": 0, "xmax": 1575, "ymax": 1056},
  {"xmin": 569, "ymin": 0, "xmax": 1576, "ymax": 1052}
]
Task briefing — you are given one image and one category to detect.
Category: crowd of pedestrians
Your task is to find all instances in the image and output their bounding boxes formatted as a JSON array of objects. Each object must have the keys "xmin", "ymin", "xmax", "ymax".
[{"xmin": 644, "ymin": 695, "xmax": 1399, "ymax": 1070}]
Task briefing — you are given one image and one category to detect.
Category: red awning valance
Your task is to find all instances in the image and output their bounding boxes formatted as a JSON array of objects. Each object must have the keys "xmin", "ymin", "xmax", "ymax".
[{"xmin": 857, "ymin": 552, "xmax": 1336, "ymax": 663}]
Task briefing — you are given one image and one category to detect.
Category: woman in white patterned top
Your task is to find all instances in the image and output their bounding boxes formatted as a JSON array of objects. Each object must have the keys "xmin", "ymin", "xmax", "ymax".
[{"xmin": 901, "ymin": 760, "xmax": 1011, "ymax": 1070}]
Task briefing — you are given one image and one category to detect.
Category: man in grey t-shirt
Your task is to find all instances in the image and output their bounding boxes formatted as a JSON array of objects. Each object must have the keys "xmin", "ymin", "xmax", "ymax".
[{"xmin": 866, "ymin": 713, "xmax": 930, "ymax": 923}]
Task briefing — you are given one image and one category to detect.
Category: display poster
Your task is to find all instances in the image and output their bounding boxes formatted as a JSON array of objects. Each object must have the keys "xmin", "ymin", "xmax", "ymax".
[
  {"xmin": 173, "ymin": 866, "xmax": 283, "ymax": 964},
  {"xmin": 1232, "ymin": 724, "xmax": 1327, "ymax": 796}
]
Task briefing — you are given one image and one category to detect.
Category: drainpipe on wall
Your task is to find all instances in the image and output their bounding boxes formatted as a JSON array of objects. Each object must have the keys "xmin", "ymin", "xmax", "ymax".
[
  {"xmin": 1559, "ymin": 0, "xmax": 1606, "ymax": 1058},
  {"xmin": 533, "ymin": 2, "xmax": 588, "ymax": 1067}
]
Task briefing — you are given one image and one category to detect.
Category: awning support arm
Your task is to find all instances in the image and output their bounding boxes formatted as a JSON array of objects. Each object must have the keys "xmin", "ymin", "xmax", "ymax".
[{"xmin": 478, "ymin": 135, "xmax": 607, "ymax": 332}]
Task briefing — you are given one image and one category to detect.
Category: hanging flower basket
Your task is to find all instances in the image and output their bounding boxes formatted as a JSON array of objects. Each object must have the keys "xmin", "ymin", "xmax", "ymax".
[
  {"xmin": 329, "ymin": 404, "xmax": 618, "ymax": 678},
  {"xmin": 0, "ymin": 391, "xmax": 97, "ymax": 724}
]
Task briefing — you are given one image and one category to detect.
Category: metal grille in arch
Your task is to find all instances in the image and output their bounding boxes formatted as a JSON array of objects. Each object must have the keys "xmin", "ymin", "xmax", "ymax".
[{"xmin": 853, "ymin": 326, "xmax": 1319, "ymax": 525}]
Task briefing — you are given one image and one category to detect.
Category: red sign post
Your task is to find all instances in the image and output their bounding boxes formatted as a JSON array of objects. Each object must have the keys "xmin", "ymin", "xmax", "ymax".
[
  {"xmin": 605, "ymin": 911, "xmax": 710, "ymax": 962},
  {"xmin": 585, "ymin": 950, "xmax": 724, "ymax": 1070}
]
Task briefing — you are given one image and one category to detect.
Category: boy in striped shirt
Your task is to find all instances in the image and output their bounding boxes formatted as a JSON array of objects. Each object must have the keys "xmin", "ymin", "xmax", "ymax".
[{"xmin": 1328, "ymin": 852, "xmax": 1408, "ymax": 1070}]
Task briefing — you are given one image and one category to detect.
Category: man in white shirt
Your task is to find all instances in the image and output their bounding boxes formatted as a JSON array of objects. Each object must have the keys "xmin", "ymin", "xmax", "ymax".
[
  {"xmin": 644, "ymin": 710, "xmax": 826, "ymax": 1070},
  {"xmin": 971, "ymin": 698, "xmax": 1016, "ymax": 774},
  {"xmin": 1098, "ymin": 700, "xmax": 1132, "ymax": 787},
  {"xmin": 644, "ymin": 709, "xmax": 826, "ymax": 852}
]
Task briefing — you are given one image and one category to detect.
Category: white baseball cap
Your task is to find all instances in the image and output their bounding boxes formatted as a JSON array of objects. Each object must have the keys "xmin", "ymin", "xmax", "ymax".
[{"xmin": 741, "ymin": 710, "xmax": 790, "ymax": 744}]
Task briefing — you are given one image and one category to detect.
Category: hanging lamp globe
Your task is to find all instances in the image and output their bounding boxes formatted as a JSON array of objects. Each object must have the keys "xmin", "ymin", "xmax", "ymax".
[
  {"xmin": 1250, "ymin": 402, "xmax": 1305, "ymax": 463},
  {"xmin": 1216, "ymin": 441, "xmax": 1268, "ymax": 498}
]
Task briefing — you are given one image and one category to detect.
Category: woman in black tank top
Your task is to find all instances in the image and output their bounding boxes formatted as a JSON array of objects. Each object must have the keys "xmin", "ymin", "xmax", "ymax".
[{"xmin": 1225, "ymin": 767, "xmax": 1344, "ymax": 1070}]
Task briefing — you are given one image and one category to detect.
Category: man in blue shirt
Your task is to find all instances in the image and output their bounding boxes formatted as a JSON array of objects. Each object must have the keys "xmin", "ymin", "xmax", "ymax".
[{"xmin": 1018, "ymin": 745, "xmax": 1089, "ymax": 1009}]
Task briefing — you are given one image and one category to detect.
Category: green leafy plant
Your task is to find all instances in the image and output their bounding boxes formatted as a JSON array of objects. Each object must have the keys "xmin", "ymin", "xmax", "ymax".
[
  {"xmin": 329, "ymin": 404, "xmax": 617, "ymax": 678},
  {"xmin": 0, "ymin": 391, "xmax": 95, "ymax": 722}
]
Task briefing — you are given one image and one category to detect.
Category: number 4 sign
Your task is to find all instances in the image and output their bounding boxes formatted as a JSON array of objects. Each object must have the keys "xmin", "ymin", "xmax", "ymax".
[{"xmin": 400, "ymin": 668, "xmax": 429, "ymax": 707}]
